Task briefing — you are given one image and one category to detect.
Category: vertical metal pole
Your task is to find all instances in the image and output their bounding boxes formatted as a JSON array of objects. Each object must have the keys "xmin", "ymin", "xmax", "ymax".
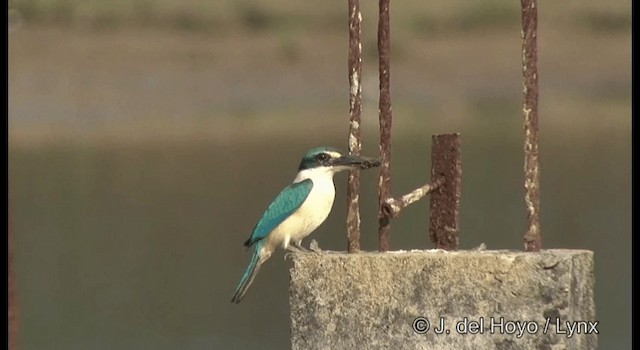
[
  {"xmin": 521, "ymin": 0, "xmax": 542, "ymax": 252},
  {"xmin": 377, "ymin": 0, "xmax": 392, "ymax": 252},
  {"xmin": 9, "ymin": 197, "xmax": 19, "ymax": 350},
  {"xmin": 346, "ymin": 0, "xmax": 363, "ymax": 253},
  {"xmin": 429, "ymin": 134, "xmax": 461, "ymax": 250}
]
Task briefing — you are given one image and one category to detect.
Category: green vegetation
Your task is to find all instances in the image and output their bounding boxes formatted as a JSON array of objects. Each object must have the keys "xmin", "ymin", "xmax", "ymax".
[
  {"xmin": 410, "ymin": 1, "xmax": 520, "ymax": 35},
  {"xmin": 8, "ymin": 0, "xmax": 631, "ymax": 35}
]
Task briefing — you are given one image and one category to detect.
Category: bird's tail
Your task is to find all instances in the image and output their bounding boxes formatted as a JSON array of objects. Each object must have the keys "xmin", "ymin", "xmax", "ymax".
[{"xmin": 231, "ymin": 242, "xmax": 265, "ymax": 304}]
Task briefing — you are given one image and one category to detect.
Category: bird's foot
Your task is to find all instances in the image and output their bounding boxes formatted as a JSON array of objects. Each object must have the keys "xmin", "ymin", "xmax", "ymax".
[
  {"xmin": 286, "ymin": 245, "xmax": 306, "ymax": 254},
  {"xmin": 284, "ymin": 244, "xmax": 308, "ymax": 260},
  {"xmin": 294, "ymin": 241, "xmax": 310, "ymax": 253},
  {"xmin": 473, "ymin": 243, "xmax": 487, "ymax": 251},
  {"xmin": 309, "ymin": 239, "xmax": 322, "ymax": 253}
]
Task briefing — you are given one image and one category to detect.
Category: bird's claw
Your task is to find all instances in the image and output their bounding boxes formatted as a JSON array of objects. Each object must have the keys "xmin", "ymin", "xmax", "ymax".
[
  {"xmin": 285, "ymin": 245, "xmax": 307, "ymax": 259},
  {"xmin": 284, "ymin": 240, "xmax": 323, "ymax": 258},
  {"xmin": 473, "ymin": 243, "xmax": 487, "ymax": 251},
  {"xmin": 309, "ymin": 239, "xmax": 322, "ymax": 253},
  {"xmin": 288, "ymin": 245, "xmax": 306, "ymax": 253},
  {"xmin": 294, "ymin": 244, "xmax": 309, "ymax": 253}
]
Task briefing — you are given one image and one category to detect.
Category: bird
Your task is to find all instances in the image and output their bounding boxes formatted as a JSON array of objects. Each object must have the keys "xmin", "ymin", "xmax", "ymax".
[{"xmin": 231, "ymin": 146, "xmax": 380, "ymax": 303}]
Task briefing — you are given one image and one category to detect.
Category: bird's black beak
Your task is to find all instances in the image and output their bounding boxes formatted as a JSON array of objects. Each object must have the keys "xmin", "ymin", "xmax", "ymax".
[{"xmin": 330, "ymin": 154, "xmax": 381, "ymax": 169}]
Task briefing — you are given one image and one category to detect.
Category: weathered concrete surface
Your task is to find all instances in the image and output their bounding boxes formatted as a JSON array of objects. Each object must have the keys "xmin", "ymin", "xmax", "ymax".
[{"xmin": 289, "ymin": 249, "xmax": 595, "ymax": 350}]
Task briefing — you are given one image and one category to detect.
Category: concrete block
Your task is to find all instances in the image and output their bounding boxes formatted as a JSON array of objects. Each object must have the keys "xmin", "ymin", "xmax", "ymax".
[{"xmin": 289, "ymin": 249, "xmax": 596, "ymax": 350}]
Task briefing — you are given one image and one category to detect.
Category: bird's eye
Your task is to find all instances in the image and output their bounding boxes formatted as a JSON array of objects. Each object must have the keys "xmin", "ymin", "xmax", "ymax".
[{"xmin": 317, "ymin": 153, "xmax": 329, "ymax": 161}]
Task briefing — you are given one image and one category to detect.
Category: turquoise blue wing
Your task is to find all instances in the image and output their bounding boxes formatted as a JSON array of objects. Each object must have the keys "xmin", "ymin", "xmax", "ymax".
[{"xmin": 243, "ymin": 179, "xmax": 313, "ymax": 248}]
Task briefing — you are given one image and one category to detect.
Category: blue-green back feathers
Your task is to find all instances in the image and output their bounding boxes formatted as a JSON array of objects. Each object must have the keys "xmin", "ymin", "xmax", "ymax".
[{"xmin": 243, "ymin": 179, "xmax": 313, "ymax": 248}]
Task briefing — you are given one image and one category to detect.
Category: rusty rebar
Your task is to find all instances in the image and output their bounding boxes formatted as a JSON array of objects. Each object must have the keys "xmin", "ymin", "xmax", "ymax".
[
  {"xmin": 521, "ymin": 0, "xmax": 541, "ymax": 252},
  {"xmin": 377, "ymin": 0, "xmax": 392, "ymax": 252},
  {"xmin": 382, "ymin": 178, "xmax": 444, "ymax": 219},
  {"xmin": 429, "ymin": 134, "xmax": 461, "ymax": 250},
  {"xmin": 346, "ymin": 0, "xmax": 363, "ymax": 254},
  {"xmin": 9, "ymin": 197, "xmax": 19, "ymax": 350}
]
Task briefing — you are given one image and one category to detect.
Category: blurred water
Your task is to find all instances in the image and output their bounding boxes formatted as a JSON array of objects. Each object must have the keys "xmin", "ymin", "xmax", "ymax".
[{"xmin": 9, "ymin": 129, "xmax": 630, "ymax": 349}]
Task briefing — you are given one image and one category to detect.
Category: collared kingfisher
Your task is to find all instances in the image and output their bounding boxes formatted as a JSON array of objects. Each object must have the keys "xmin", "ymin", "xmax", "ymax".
[{"xmin": 231, "ymin": 146, "xmax": 380, "ymax": 303}]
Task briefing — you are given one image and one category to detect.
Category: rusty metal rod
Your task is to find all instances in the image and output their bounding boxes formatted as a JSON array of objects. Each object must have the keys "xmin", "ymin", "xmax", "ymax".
[
  {"xmin": 429, "ymin": 134, "xmax": 461, "ymax": 250},
  {"xmin": 377, "ymin": 0, "xmax": 392, "ymax": 252},
  {"xmin": 346, "ymin": 0, "xmax": 363, "ymax": 253},
  {"xmin": 521, "ymin": 0, "xmax": 542, "ymax": 252},
  {"xmin": 382, "ymin": 178, "xmax": 444, "ymax": 219}
]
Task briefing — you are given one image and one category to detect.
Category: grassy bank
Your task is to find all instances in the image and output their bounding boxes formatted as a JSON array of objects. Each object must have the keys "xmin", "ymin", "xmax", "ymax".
[{"xmin": 9, "ymin": 0, "xmax": 631, "ymax": 35}]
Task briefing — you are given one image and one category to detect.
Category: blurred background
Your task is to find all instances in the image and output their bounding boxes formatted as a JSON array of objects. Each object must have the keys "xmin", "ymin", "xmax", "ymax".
[{"xmin": 8, "ymin": 0, "xmax": 630, "ymax": 349}]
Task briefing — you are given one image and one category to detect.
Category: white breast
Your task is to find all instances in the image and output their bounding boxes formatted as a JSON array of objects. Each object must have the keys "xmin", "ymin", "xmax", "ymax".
[{"xmin": 266, "ymin": 168, "xmax": 337, "ymax": 250}]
